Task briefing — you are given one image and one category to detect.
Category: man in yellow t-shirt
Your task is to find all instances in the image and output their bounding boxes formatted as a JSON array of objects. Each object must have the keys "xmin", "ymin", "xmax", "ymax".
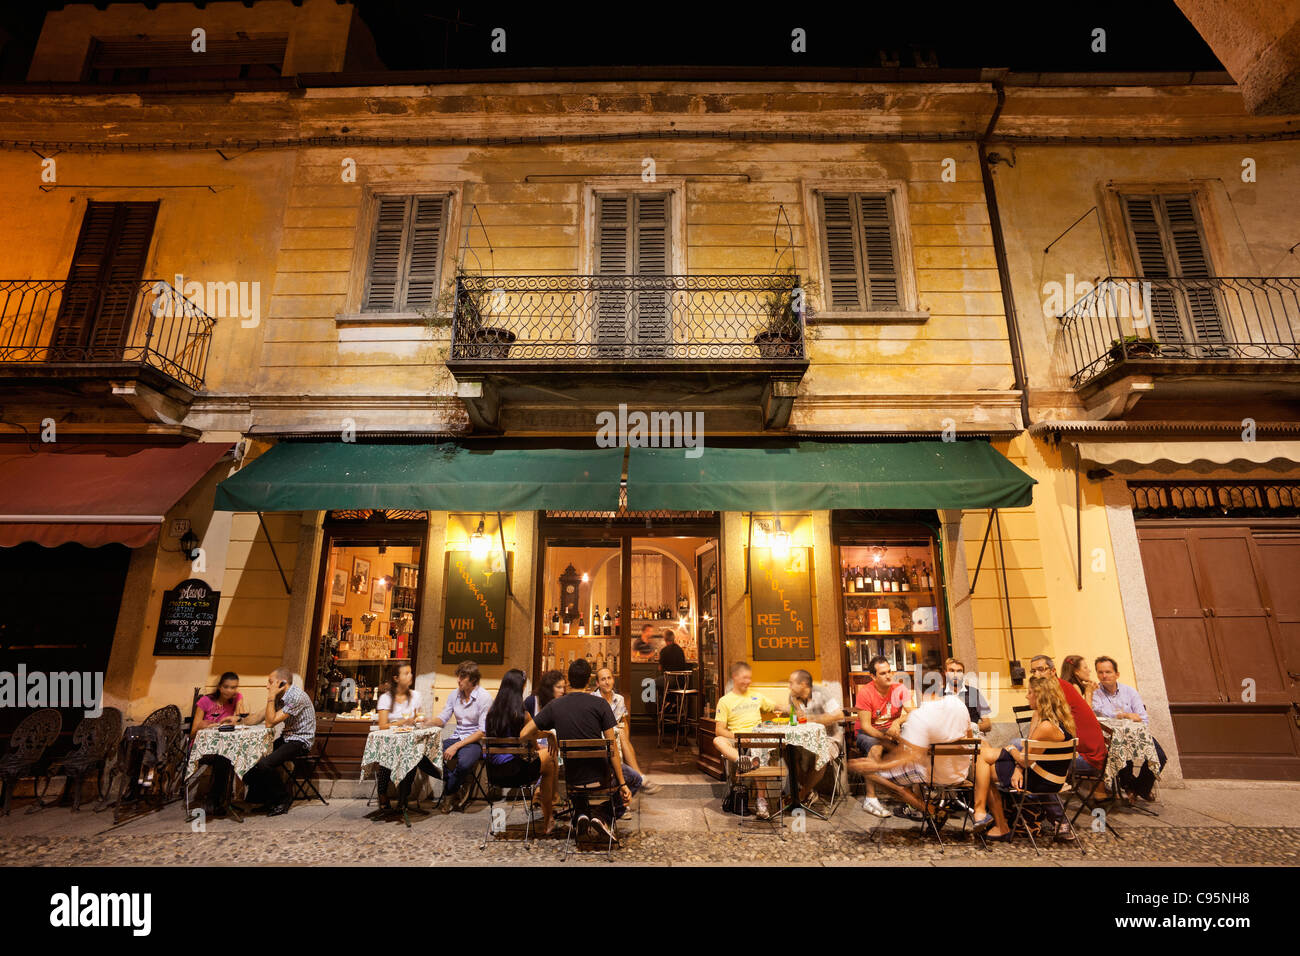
[{"xmin": 713, "ymin": 661, "xmax": 787, "ymax": 818}]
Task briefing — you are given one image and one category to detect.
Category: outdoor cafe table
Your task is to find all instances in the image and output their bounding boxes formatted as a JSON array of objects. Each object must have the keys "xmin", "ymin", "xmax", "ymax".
[
  {"xmin": 186, "ymin": 726, "xmax": 274, "ymax": 780},
  {"xmin": 360, "ymin": 726, "xmax": 443, "ymax": 783},
  {"xmin": 1100, "ymin": 716, "xmax": 1162, "ymax": 790},
  {"xmin": 753, "ymin": 720, "xmax": 836, "ymax": 772}
]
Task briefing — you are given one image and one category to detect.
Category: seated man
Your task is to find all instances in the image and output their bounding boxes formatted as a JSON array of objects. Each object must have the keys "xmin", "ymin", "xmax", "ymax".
[
  {"xmin": 520, "ymin": 658, "xmax": 637, "ymax": 844},
  {"xmin": 712, "ymin": 661, "xmax": 787, "ymax": 820},
  {"xmin": 427, "ymin": 660, "xmax": 492, "ymax": 812},
  {"xmin": 855, "ymin": 656, "xmax": 913, "ymax": 771},
  {"xmin": 242, "ymin": 666, "xmax": 316, "ymax": 816},
  {"xmin": 1092, "ymin": 656, "xmax": 1166, "ymax": 801},
  {"xmin": 850, "ymin": 691, "xmax": 971, "ymax": 819},
  {"xmin": 787, "ymin": 669, "xmax": 845, "ymax": 812},
  {"xmin": 944, "ymin": 657, "xmax": 992, "ymax": 735}
]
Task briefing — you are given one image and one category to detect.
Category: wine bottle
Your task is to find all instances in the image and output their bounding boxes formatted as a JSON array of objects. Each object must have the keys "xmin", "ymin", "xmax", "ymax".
[
  {"xmin": 873, "ymin": 566, "xmax": 883, "ymax": 592},
  {"xmin": 578, "ymin": 615, "xmax": 586, "ymax": 638},
  {"xmin": 604, "ymin": 609, "xmax": 612, "ymax": 635},
  {"xmin": 855, "ymin": 566, "xmax": 864, "ymax": 591},
  {"xmin": 563, "ymin": 615, "xmax": 571, "ymax": 636},
  {"xmin": 901, "ymin": 563, "xmax": 911, "ymax": 592}
]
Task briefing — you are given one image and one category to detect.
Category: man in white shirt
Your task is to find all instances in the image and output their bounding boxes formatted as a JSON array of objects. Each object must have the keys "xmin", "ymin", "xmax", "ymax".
[{"xmin": 850, "ymin": 692, "xmax": 972, "ymax": 818}]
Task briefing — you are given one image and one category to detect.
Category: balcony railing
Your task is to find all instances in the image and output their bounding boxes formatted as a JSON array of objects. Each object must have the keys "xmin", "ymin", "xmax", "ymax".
[
  {"xmin": 1058, "ymin": 276, "xmax": 1300, "ymax": 389},
  {"xmin": 448, "ymin": 274, "xmax": 805, "ymax": 363},
  {"xmin": 0, "ymin": 279, "xmax": 215, "ymax": 391}
]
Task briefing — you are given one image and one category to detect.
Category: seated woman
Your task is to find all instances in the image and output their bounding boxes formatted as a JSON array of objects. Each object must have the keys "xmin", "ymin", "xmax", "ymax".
[
  {"xmin": 970, "ymin": 676, "xmax": 1075, "ymax": 841},
  {"xmin": 485, "ymin": 668, "xmax": 556, "ymax": 835},
  {"xmin": 191, "ymin": 672, "xmax": 253, "ymax": 818},
  {"xmin": 374, "ymin": 663, "xmax": 437, "ymax": 815}
]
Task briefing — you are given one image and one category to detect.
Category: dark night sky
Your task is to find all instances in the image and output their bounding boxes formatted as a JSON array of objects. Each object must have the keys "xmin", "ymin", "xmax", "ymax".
[{"xmin": 0, "ymin": 1, "xmax": 1224, "ymax": 80}]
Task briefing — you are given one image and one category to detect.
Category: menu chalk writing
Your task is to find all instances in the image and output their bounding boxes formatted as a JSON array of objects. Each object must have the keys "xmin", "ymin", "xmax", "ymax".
[
  {"xmin": 749, "ymin": 546, "xmax": 814, "ymax": 661},
  {"xmin": 441, "ymin": 551, "xmax": 510, "ymax": 665},
  {"xmin": 153, "ymin": 578, "xmax": 219, "ymax": 657}
]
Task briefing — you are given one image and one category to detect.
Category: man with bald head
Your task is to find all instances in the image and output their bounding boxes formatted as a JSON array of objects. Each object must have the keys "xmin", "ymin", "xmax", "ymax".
[{"xmin": 242, "ymin": 665, "xmax": 316, "ymax": 815}]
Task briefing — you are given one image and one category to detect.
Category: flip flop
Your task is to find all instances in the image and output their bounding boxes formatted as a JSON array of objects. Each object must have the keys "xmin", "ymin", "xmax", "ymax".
[{"xmin": 972, "ymin": 813, "xmax": 994, "ymax": 831}]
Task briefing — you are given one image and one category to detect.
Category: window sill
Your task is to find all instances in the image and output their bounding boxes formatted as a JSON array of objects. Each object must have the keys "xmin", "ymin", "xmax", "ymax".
[
  {"xmin": 336, "ymin": 312, "xmax": 446, "ymax": 328},
  {"xmin": 808, "ymin": 310, "xmax": 930, "ymax": 325}
]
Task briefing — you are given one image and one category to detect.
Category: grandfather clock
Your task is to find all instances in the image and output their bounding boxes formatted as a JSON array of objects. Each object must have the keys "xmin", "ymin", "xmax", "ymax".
[{"xmin": 559, "ymin": 564, "xmax": 581, "ymax": 623}]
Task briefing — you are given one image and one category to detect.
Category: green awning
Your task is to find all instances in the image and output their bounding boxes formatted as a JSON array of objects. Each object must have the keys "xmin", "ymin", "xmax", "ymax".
[
  {"xmin": 213, "ymin": 443, "xmax": 625, "ymax": 513},
  {"xmin": 627, "ymin": 441, "xmax": 1035, "ymax": 511}
]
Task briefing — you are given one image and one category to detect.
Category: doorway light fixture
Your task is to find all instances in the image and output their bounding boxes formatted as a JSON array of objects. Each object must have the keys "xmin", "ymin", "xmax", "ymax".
[
  {"xmin": 770, "ymin": 517, "xmax": 790, "ymax": 558},
  {"xmin": 470, "ymin": 517, "xmax": 489, "ymax": 559}
]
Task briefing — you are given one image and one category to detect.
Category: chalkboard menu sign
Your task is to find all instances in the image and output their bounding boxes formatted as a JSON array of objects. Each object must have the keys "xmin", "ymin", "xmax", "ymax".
[
  {"xmin": 153, "ymin": 578, "xmax": 220, "ymax": 657},
  {"xmin": 749, "ymin": 546, "xmax": 814, "ymax": 661},
  {"xmin": 442, "ymin": 551, "xmax": 511, "ymax": 665}
]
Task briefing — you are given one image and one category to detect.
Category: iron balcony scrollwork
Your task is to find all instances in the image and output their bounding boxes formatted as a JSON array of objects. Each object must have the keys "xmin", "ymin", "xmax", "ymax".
[
  {"xmin": 449, "ymin": 273, "xmax": 806, "ymax": 363},
  {"xmin": 1057, "ymin": 275, "xmax": 1300, "ymax": 389},
  {"xmin": 0, "ymin": 278, "xmax": 216, "ymax": 391}
]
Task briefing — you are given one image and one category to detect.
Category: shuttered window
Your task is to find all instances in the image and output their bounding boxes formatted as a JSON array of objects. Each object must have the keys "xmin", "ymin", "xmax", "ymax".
[
  {"xmin": 594, "ymin": 192, "xmax": 671, "ymax": 348},
  {"xmin": 818, "ymin": 192, "xmax": 902, "ymax": 312},
  {"xmin": 53, "ymin": 200, "xmax": 158, "ymax": 354},
  {"xmin": 362, "ymin": 195, "xmax": 448, "ymax": 313},
  {"xmin": 1121, "ymin": 193, "xmax": 1223, "ymax": 344}
]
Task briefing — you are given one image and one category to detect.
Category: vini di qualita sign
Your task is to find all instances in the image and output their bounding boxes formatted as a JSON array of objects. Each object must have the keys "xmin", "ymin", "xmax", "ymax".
[{"xmin": 441, "ymin": 550, "xmax": 511, "ymax": 665}]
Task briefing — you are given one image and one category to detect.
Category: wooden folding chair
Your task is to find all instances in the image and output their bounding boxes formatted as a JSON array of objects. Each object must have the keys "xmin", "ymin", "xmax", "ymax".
[
  {"xmin": 916, "ymin": 738, "xmax": 985, "ymax": 851},
  {"xmin": 557, "ymin": 737, "xmax": 622, "ymax": 861},
  {"xmin": 480, "ymin": 736, "xmax": 542, "ymax": 849},
  {"xmin": 996, "ymin": 737, "xmax": 1083, "ymax": 855},
  {"xmin": 1066, "ymin": 723, "xmax": 1122, "ymax": 839},
  {"xmin": 733, "ymin": 731, "xmax": 787, "ymax": 836}
]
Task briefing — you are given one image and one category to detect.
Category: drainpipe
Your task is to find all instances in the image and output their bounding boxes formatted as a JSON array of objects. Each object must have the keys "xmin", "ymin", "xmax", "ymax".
[{"xmin": 978, "ymin": 80, "xmax": 1031, "ymax": 429}]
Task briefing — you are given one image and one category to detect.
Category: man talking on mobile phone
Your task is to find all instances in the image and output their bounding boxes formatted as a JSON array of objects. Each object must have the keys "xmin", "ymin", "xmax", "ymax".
[{"xmin": 242, "ymin": 665, "xmax": 317, "ymax": 816}]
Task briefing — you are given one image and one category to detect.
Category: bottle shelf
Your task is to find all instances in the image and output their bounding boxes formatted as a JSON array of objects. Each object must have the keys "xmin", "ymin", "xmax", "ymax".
[
  {"xmin": 843, "ymin": 589, "xmax": 937, "ymax": 598},
  {"xmin": 844, "ymin": 632, "xmax": 939, "ymax": 638}
]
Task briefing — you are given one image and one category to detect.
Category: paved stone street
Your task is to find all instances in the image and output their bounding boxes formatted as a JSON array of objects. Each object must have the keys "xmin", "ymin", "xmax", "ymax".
[{"xmin": 2, "ymin": 743, "xmax": 1298, "ymax": 866}]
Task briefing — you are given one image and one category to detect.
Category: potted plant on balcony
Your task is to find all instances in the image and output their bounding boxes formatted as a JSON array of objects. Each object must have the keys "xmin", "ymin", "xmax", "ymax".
[
  {"xmin": 428, "ymin": 270, "xmax": 517, "ymax": 360},
  {"xmin": 753, "ymin": 273, "xmax": 808, "ymax": 359},
  {"xmin": 1107, "ymin": 334, "xmax": 1161, "ymax": 363}
]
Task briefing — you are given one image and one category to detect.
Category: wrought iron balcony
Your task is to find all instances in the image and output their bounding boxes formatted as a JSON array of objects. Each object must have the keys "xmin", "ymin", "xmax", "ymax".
[
  {"xmin": 448, "ymin": 274, "xmax": 806, "ymax": 366},
  {"xmin": 1057, "ymin": 276, "xmax": 1300, "ymax": 390},
  {"xmin": 0, "ymin": 279, "xmax": 215, "ymax": 391}
]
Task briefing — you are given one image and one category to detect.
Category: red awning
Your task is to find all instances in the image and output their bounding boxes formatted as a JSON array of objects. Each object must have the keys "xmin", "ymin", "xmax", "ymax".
[{"xmin": 0, "ymin": 443, "xmax": 233, "ymax": 548}]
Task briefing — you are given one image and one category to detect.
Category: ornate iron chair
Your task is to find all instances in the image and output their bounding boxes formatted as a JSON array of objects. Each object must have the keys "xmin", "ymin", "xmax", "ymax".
[
  {"xmin": 0, "ymin": 708, "xmax": 63, "ymax": 814},
  {"xmin": 32, "ymin": 707, "xmax": 122, "ymax": 812},
  {"xmin": 103, "ymin": 704, "xmax": 185, "ymax": 822}
]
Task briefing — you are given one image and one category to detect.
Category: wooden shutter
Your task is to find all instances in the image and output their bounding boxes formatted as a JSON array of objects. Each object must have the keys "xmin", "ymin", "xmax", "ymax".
[
  {"xmin": 595, "ymin": 194, "xmax": 631, "ymax": 349},
  {"xmin": 1122, "ymin": 193, "xmax": 1222, "ymax": 344},
  {"xmin": 53, "ymin": 201, "xmax": 157, "ymax": 356},
  {"xmin": 820, "ymin": 192, "xmax": 901, "ymax": 311},
  {"xmin": 363, "ymin": 195, "xmax": 447, "ymax": 313},
  {"xmin": 633, "ymin": 193, "xmax": 670, "ymax": 348}
]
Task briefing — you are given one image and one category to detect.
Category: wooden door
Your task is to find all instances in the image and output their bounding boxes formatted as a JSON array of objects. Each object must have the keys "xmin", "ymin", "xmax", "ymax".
[{"xmin": 1137, "ymin": 524, "xmax": 1300, "ymax": 779}]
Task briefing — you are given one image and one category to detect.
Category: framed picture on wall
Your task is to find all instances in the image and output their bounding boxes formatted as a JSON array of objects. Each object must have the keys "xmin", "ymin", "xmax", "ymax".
[
  {"xmin": 370, "ymin": 577, "xmax": 387, "ymax": 614},
  {"xmin": 351, "ymin": 556, "xmax": 370, "ymax": 594},
  {"xmin": 330, "ymin": 567, "xmax": 348, "ymax": 604}
]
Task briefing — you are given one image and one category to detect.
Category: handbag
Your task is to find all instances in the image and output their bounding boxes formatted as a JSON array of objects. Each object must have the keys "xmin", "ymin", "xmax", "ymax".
[{"xmin": 722, "ymin": 782, "xmax": 749, "ymax": 816}]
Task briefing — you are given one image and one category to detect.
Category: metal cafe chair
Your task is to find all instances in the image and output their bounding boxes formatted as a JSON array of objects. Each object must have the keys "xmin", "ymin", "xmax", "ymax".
[
  {"xmin": 33, "ymin": 707, "xmax": 122, "ymax": 813},
  {"xmin": 1012, "ymin": 705, "xmax": 1034, "ymax": 739},
  {"xmin": 657, "ymin": 670, "xmax": 697, "ymax": 752},
  {"xmin": 286, "ymin": 717, "xmax": 332, "ymax": 807},
  {"xmin": 732, "ymin": 731, "xmax": 787, "ymax": 837},
  {"xmin": 556, "ymin": 737, "xmax": 624, "ymax": 861},
  {"xmin": 995, "ymin": 737, "xmax": 1084, "ymax": 856},
  {"xmin": 1066, "ymin": 723, "xmax": 1123, "ymax": 839},
  {"xmin": 915, "ymin": 738, "xmax": 985, "ymax": 850},
  {"xmin": 0, "ymin": 708, "xmax": 62, "ymax": 815},
  {"xmin": 479, "ymin": 736, "xmax": 543, "ymax": 849}
]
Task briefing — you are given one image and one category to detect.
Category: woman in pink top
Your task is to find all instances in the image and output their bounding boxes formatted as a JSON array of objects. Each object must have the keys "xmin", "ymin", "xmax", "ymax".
[{"xmin": 192, "ymin": 672, "xmax": 253, "ymax": 818}]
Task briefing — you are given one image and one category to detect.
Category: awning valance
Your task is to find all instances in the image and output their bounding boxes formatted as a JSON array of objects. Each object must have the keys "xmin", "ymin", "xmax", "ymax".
[
  {"xmin": 626, "ymin": 441, "xmax": 1035, "ymax": 511},
  {"xmin": 0, "ymin": 442, "xmax": 233, "ymax": 548},
  {"xmin": 213, "ymin": 442, "xmax": 625, "ymax": 513},
  {"xmin": 1076, "ymin": 440, "xmax": 1300, "ymax": 474}
]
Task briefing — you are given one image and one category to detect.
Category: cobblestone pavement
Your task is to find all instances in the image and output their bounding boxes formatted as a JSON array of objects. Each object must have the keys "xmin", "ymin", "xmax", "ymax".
[{"xmin": 2, "ymin": 790, "xmax": 1298, "ymax": 866}]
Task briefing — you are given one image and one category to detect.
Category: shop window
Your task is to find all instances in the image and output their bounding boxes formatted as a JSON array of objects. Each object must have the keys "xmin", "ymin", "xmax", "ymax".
[
  {"xmin": 835, "ymin": 526, "xmax": 948, "ymax": 704},
  {"xmin": 313, "ymin": 531, "xmax": 425, "ymax": 720}
]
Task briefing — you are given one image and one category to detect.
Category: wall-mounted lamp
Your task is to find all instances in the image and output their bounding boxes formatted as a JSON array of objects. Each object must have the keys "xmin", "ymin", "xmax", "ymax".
[
  {"xmin": 770, "ymin": 517, "xmax": 790, "ymax": 559},
  {"xmin": 179, "ymin": 529, "xmax": 200, "ymax": 561},
  {"xmin": 581, "ymin": 572, "xmax": 589, "ymax": 583},
  {"xmin": 470, "ymin": 517, "xmax": 489, "ymax": 560}
]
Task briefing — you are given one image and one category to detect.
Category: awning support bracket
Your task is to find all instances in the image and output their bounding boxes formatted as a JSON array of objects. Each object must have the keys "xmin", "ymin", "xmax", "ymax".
[
  {"xmin": 744, "ymin": 512, "xmax": 753, "ymax": 595},
  {"xmin": 968, "ymin": 508, "xmax": 996, "ymax": 594},
  {"xmin": 1073, "ymin": 442, "xmax": 1083, "ymax": 591},
  {"xmin": 497, "ymin": 511, "xmax": 512, "ymax": 597},
  {"xmin": 967, "ymin": 507, "xmax": 1019, "ymax": 670},
  {"xmin": 257, "ymin": 511, "xmax": 291, "ymax": 596}
]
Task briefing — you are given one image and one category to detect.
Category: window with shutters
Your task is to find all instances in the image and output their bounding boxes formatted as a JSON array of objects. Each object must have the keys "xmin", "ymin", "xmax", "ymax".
[
  {"xmin": 52, "ymin": 200, "xmax": 158, "ymax": 358},
  {"xmin": 817, "ymin": 192, "xmax": 903, "ymax": 312},
  {"xmin": 593, "ymin": 192, "xmax": 671, "ymax": 351},
  {"xmin": 1120, "ymin": 193, "xmax": 1224, "ymax": 345},
  {"xmin": 361, "ymin": 195, "xmax": 448, "ymax": 313}
]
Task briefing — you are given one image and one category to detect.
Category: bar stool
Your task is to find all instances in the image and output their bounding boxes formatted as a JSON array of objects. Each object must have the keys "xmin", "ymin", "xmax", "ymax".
[{"xmin": 657, "ymin": 670, "xmax": 697, "ymax": 752}]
